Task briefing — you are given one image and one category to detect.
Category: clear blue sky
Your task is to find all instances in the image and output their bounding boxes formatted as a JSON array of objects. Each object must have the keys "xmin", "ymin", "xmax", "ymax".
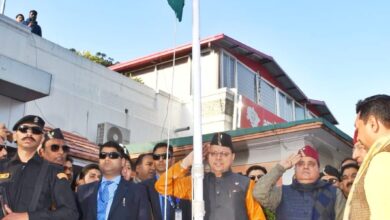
[{"xmin": 4, "ymin": 0, "xmax": 390, "ymax": 136}]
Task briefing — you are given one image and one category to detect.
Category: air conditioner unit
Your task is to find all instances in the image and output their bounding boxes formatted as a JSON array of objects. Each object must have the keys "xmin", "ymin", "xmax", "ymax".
[{"xmin": 96, "ymin": 122, "xmax": 130, "ymax": 145}]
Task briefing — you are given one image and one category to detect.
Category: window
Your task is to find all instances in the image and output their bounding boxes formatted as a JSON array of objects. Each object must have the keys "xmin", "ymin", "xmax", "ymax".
[
  {"xmin": 260, "ymin": 79, "xmax": 276, "ymax": 114},
  {"xmin": 237, "ymin": 62, "xmax": 257, "ymax": 102},
  {"xmin": 295, "ymin": 103, "xmax": 305, "ymax": 120},
  {"xmin": 221, "ymin": 52, "xmax": 235, "ymax": 88},
  {"xmin": 278, "ymin": 92, "xmax": 294, "ymax": 121}
]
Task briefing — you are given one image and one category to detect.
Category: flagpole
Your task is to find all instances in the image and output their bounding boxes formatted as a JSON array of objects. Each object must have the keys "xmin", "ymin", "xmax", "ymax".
[
  {"xmin": 0, "ymin": 0, "xmax": 6, "ymax": 14},
  {"xmin": 191, "ymin": 0, "xmax": 205, "ymax": 219}
]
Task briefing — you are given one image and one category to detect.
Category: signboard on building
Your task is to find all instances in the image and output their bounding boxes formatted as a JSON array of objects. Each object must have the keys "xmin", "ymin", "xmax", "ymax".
[{"xmin": 240, "ymin": 96, "xmax": 286, "ymax": 128}]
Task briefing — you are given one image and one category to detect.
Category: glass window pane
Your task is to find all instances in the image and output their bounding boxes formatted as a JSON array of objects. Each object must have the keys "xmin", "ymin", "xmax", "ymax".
[
  {"xmin": 260, "ymin": 79, "xmax": 276, "ymax": 114},
  {"xmin": 295, "ymin": 104, "xmax": 305, "ymax": 120},
  {"xmin": 221, "ymin": 52, "xmax": 235, "ymax": 88},
  {"xmin": 237, "ymin": 62, "xmax": 256, "ymax": 102},
  {"xmin": 285, "ymin": 97, "xmax": 293, "ymax": 121},
  {"xmin": 278, "ymin": 92, "xmax": 286, "ymax": 119}
]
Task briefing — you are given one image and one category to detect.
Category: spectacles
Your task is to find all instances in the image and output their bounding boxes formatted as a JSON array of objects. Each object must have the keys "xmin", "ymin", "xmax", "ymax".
[
  {"xmin": 50, "ymin": 144, "xmax": 70, "ymax": 153},
  {"xmin": 209, "ymin": 151, "xmax": 231, "ymax": 158},
  {"xmin": 249, "ymin": 175, "xmax": 264, "ymax": 180},
  {"xmin": 99, "ymin": 152, "xmax": 122, "ymax": 159},
  {"xmin": 17, "ymin": 125, "xmax": 43, "ymax": 135},
  {"xmin": 0, "ymin": 144, "xmax": 7, "ymax": 151},
  {"xmin": 152, "ymin": 153, "xmax": 172, "ymax": 160},
  {"xmin": 322, "ymin": 178, "xmax": 339, "ymax": 184}
]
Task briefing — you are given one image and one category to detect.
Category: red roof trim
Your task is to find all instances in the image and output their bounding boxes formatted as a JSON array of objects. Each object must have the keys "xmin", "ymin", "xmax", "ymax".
[{"xmin": 110, "ymin": 34, "xmax": 226, "ymax": 72}]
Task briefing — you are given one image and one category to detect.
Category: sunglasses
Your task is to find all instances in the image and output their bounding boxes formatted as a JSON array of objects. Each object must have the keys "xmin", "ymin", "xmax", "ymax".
[
  {"xmin": 152, "ymin": 153, "xmax": 172, "ymax": 160},
  {"xmin": 99, "ymin": 152, "xmax": 122, "ymax": 159},
  {"xmin": 0, "ymin": 144, "xmax": 7, "ymax": 151},
  {"xmin": 17, "ymin": 125, "xmax": 43, "ymax": 135},
  {"xmin": 50, "ymin": 144, "xmax": 70, "ymax": 153},
  {"xmin": 249, "ymin": 175, "xmax": 264, "ymax": 181},
  {"xmin": 322, "ymin": 178, "xmax": 339, "ymax": 184}
]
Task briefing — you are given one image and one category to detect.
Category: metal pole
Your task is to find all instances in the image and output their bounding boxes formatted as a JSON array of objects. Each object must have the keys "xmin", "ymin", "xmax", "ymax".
[
  {"xmin": 0, "ymin": 0, "xmax": 6, "ymax": 14},
  {"xmin": 191, "ymin": 0, "xmax": 205, "ymax": 219}
]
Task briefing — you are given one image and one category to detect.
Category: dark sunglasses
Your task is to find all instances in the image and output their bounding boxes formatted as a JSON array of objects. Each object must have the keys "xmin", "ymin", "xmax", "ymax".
[
  {"xmin": 50, "ymin": 144, "xmax": 70, "ymax": 153},
  {"xmin": 17, "ymin": 125, "xmax": 43, "ymax": 135},
  {"xmin": 0, "ymin": 144, "xmax": 7, "ymax": 151},
  {"xmin": 99, "ymin": 152, "xmax": 122, "ymax": 159},
  {"xmin": 249, "ymin": 175, "xmax": 264, "ymax": 180},
  {"xmin": 153, "ymin": 153, "xmax": 172, "ymax": 160},
  {"xmin": 322, "ymin": 178, "xmax": 339, "ymax": 184}
]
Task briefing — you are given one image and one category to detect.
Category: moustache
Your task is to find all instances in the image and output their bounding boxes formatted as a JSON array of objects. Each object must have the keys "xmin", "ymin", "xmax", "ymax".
[
  {"xmin": 22, "ymin": 137, "xmax": 36, "ymax": 142},
  {"xmin": 347, "ymin": 182, "xmax": 353, "ymax": 188}
]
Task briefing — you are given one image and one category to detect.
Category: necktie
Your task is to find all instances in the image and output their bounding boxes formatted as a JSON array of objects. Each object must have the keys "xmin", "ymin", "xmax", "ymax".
[{"xmin": 97, "ymin": 181, "xmax": 113, "ymax": 220}]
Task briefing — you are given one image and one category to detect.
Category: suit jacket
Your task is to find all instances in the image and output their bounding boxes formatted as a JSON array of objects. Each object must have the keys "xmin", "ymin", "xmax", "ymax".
[
  {"xmin": 77, "ymin": 177, "xmax": 151, "ymax": 220},
  {"xmin": 142, "ymin": 178, "xmax": 191, "ymax": 220}
]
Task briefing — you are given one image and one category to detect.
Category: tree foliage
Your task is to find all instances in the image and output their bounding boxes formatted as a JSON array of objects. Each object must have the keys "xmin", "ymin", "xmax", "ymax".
[
  {"xmin": 69, "ymin": 48, "xmax": 144, "ymax": 84},
  {"xmin": 69, "ymin": 48, "xmax": 118, "ymax": 67}
]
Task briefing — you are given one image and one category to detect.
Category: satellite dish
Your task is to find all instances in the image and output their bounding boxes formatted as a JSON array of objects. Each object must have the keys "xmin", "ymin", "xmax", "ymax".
[{"xmin": 107, "ymin": 127, "xmax": 123, "ymax": 143}]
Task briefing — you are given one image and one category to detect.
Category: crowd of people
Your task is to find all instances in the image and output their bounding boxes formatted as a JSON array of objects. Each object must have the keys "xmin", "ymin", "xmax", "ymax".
[
  {"xmin": 14, "ymin": 9, "xmax": 42, "ymax": 36},
  {"xmin": 0, "ymin": 94, "xmax": 388, "ymax": 220}
]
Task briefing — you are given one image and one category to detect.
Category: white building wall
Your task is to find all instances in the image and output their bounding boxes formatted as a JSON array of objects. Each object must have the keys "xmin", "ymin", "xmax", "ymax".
[{"xmin": 0, "ymin": 15, "xmax": 191, "ymax": 143}]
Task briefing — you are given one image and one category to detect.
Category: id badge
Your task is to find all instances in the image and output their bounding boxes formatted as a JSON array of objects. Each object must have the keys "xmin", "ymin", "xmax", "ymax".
[{"xmin": 175, "ymin": 208, "xmax": 182, "ymax": 220}]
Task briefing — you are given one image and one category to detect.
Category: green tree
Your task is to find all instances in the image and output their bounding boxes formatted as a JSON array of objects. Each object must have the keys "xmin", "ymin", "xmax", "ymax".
[
  {"xmin": 69, "ymin": 48, "xmax": 118, "ymax": 67},
  {"xmin": 69, "ymin": 48, "xmax": 144, "ymax": 84}
]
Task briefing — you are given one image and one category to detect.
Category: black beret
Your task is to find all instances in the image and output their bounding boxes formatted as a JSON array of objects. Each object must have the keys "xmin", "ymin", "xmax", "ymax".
[
  {"xmin": 13, "ymin": 115, "xmax": 45, "ymax": 131},
  {"xmin": 210, "ymin": 132, "xmax": 234, "ymax": 152},
  {"xmin": 45, "ymin": 128, "xmax": 65, "ymax": 140}
]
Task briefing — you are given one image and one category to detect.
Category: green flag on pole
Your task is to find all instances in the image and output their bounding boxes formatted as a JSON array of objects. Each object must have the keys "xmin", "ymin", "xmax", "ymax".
[{"xmin": 167, "ymin": 0, "xmax": 185, "ymax": 22}]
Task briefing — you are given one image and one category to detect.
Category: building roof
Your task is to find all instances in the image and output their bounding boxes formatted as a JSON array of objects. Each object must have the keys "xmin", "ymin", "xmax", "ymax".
[
  {"xmin": 125, "ymin": 118, "xmax": 351, "ymax": 155},
  {"xmin": 110, "ymin": 33, "xmax": 308, "ymax": 102},
  {"xmin": 307, "ymin": 99, "xmax": 338, "ymax": 124},
  {"xmin": 110, "ymin": 33, "xmax": 337, "ymax": 124}
]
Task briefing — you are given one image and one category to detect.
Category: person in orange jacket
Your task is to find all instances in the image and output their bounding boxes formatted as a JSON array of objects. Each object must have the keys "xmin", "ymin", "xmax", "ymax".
[{"xmin": 155, "ymin": 132, "xmax": 266, "ymax": 220}]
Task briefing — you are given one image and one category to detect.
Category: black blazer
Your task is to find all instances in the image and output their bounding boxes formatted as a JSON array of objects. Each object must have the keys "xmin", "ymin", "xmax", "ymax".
[
  {"xmin": 142, "ymin": 178, "xmax": 191, "ymax": 220},
  {"xmin": 77, "ymin": 177, "xmax": 151, "ymax": 220}
]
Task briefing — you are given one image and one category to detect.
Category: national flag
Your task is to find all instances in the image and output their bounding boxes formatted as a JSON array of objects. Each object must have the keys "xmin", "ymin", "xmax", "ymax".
[{"xmin": 167, "ymin": 0, "xmax": 185, "ymax": 22}]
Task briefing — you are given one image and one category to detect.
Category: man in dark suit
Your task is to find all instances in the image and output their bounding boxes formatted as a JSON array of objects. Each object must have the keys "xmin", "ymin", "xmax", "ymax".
[
  {"xmin": 77, "ymin": 141, "xmax": 151, "ymax": 220},
  {"xmin": 142, "ymin": 143, "xmax": 191, "ymax": 220}
]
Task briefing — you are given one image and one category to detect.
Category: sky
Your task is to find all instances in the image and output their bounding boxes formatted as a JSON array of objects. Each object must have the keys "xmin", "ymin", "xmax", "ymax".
[{"xmin": 4, "ymin": 0, "xmax": 390, "ymax": 136}]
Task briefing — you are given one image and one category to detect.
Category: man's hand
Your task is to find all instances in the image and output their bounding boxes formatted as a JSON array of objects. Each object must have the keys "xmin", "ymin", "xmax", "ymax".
[
  {"xmin": 181, "ymin": 151, "xmax": 193, "ymax": 169},
  {"xmin": 2, "ymin": 205, "xmax": 29, "ymax": 220},
  {"xmin": 181, "ymin": 143, "xmax": 210, "ymax": 169},
  {"xmin": 279, "ymin": 153, "xmax": 302, "ymax": 170}
]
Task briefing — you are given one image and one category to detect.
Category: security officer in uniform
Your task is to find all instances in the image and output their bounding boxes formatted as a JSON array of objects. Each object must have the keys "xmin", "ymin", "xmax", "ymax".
[{"xmin": 0, "ymin": 115, "xmax": 79, "ymax": 220}]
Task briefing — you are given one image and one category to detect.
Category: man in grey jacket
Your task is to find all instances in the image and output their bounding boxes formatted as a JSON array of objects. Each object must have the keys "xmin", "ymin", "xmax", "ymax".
[{"xmin": 253, "ymin": 145, "xmax": 345, "ymax": 220}]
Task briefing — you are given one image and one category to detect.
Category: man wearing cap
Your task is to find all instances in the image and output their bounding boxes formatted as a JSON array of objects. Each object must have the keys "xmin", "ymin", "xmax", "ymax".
[
  {"xmin": 40, "ymin": 128, "xmax": 70, "ymax": 166},
  {"xmin": 0, "ymin": 115, "xmax": 78, "ymax": 220},
  {"xmin": 253, "ymin": 145, "xmax": 345, "ymax": 220},
  {"xmin": 77, "ymin": 141, "xmax": 151, "ymax": 220},
  {"xmin": 344, "ymin": 94, "xmax": 390, "ymax": 219},
  {"xmin": 155, "ymin": 133, "xmax": 266, "ymax": 220}
]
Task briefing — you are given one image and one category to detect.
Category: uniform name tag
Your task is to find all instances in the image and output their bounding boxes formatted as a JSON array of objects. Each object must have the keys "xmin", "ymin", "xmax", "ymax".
[
  {"xmin": 0, "ymin": 173, "xmax": 10, "ymax": 180},
  {"xmin": 175, "ymin": 209, "xmax": 182, "ymax": 220}
]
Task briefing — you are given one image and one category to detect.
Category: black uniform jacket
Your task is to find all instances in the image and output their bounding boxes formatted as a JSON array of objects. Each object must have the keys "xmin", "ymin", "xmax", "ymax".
[
  {"xmin": 77, "ymin": 177, "xmax": 151, "ymax": 220},
  {"xmin": 0, "ymin": 153, "xmax": 79, "ymax": 220},
  {"xmin": 142, "ymin": 177, "xmax": 192, "ymax": 220}
]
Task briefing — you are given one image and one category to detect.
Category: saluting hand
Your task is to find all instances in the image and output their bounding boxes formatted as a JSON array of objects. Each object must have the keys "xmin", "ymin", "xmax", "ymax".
[
  {"xmin": 279, "ymin": 153, "xmax": 302, "ymax": 170},
  {"xmin": 3, "ymin": 205, "xmax": 28, "ymax": 220},
  {"xmin": 181, "ymin": 143, "xmax": 209, "ymax": 169}
]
